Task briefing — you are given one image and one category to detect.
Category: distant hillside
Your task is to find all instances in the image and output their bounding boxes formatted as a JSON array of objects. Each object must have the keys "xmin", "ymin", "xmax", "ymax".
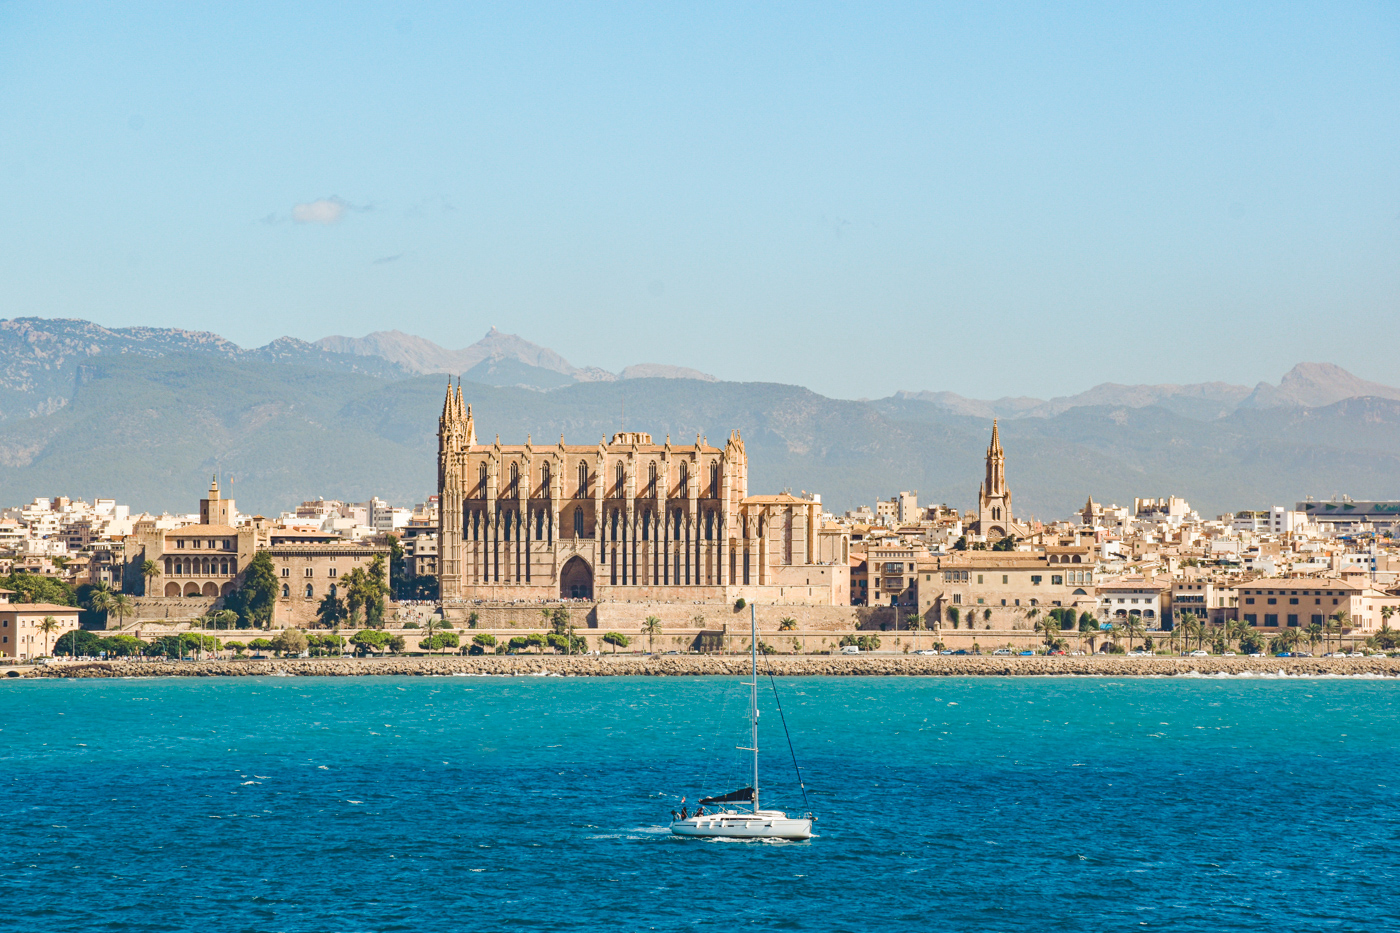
[
  {"xmin": 892, "ymin": 363, "xmax": 1400, "ymax": 422},
  {"xmin": 315, "ymin": 327, "xmax": 715, "ymax": 389},
  {"xmin": 1, "ymin": 350, "xmax": 1398, "ymax": 518},
  {"xmin": 0, "ymin": 317, "xmax": 408, "ymax": 424}
]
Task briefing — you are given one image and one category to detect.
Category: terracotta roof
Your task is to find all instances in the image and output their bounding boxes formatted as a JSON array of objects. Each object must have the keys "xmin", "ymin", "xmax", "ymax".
[{"xmin": 1, "ymin": 603, "xmax": 81, "ymax": 613}]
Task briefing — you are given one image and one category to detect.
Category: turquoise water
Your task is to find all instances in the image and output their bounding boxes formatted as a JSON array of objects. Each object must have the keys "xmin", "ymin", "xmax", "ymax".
[{"xmin": 3, "ymin": 675, "xmax": 1398, "ymax": 931}]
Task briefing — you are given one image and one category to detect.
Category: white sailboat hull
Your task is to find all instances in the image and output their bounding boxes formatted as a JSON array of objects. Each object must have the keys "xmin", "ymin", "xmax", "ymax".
[{"xmin": 671, "ymin": 810, "xmax": 813, "ymax": 840}]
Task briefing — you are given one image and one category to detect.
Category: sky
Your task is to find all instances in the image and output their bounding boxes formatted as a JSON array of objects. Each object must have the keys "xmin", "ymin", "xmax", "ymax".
[{"xmin": 1, "ymin": 2, "xmax": 1397, "ymax": 400}]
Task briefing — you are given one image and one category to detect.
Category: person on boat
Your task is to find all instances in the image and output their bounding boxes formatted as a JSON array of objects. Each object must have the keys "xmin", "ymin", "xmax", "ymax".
[
  {"xmin": 695, "ymin": 806, "xmax": 706, "ymax": 817},
  {"xmin": 671, "ymin": 810, "xmax": 679, "ymax": 821},
  {"xmin": 680, "ymin": 805, "xmax": 688, "ymax": 820}
]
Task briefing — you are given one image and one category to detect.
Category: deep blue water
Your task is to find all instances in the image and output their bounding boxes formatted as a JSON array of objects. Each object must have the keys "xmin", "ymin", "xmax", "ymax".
[{"xmin": 3, "ymin": 674, "xmax": 1398, "ymax": 931}]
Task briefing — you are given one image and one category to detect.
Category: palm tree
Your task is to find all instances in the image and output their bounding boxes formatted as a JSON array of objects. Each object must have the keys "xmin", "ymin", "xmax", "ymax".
[
  {"xmin": 1175, "ymin": 612, "xmax": 1199, "ymax": 654},
  {"xmin": 642, "ymin": 616, "xmax": 662, "ymax": 654},
  {"xmin": 140, "ymin": 559, "xmax": 161, "ymax": 596},
  {"xmin": 1304, "ymin": 622, "xmax": 1323, "ymax": 656},
  {"xmin": 1326, "ymin": 609, "xmax": 1350, "ymax": 654},
  {"xmin": 87, "ymin": 582, "xmax": 114, "ymax": 622},
  {"xmin": 422, "ymin": 615, "xmax": 439, "ymax": 654},
  {"xmin": 1034, "ymin": 614, "xmax": 1060, "ymax": 650},
  {"xmin": 1123, "ymin": 616, "xmax": 1145, "ymax": 653},
  {"xmin": 109, "ymin": 594, "xmax": 134, "ymax": 631},
  {"xmin": 38, "ymin": 616, "xmax": 59, "ymax": 658}
]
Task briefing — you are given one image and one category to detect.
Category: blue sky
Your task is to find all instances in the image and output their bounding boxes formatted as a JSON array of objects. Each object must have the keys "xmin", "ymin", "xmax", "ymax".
[{"xmin": 1, "ymin": 2, "xmax": 1396, "ymax": 399}]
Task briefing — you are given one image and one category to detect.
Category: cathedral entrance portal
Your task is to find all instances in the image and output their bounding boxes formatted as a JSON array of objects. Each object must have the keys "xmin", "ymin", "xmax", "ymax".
[{"xmin": 560, "ymin": 557, "xmax": 593, "ymax": 600}]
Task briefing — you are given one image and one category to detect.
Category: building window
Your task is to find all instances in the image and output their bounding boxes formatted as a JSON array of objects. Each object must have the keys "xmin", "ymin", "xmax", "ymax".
[
  {"xmin": 574, "ymin": 508, "xmax": 584, "ymax": 537},
  {"xmin": 977, "ymin": 575, "xmax": 983, "ymax": 584},
  {"xmin": 177, "ymin": 540, "xmax": 186, "ymax": 549},
  {"xmin": 578, "ymin": 462, "xmax": 588, "ymax": 497},
  {"xmin": 1051, "ymin": 575, "xmax": 1063, "ymax": 585},
  {"xmin": 479, "ymin": 463, "xmax": 488, "ymax": 492},
  {"xmin": 1002, "ymin": 575, "xmax": 1008, "ymax": 584},
  {"xmin": 510, "ymin": 462, "xmax": 519, "ymax": 493},
  {"xmin": 1287, "ymin": 614, "xmax": 1298, "ymax": 626},
  {"xmin": 1031, "ymin": 575, "xmax": 1042, "ymax": 584},
  {"xmin": 329, "ymin": 568, "xmax": 337, "ymax": 578},
  {"xmin": 710, "ymin": 463, "xmax": 719, "ymax": 498},
  {"xmin": 281, "ymin": 584, "xmax": 290, "ymax": 598},
  {"xmin": 1266, "ymin": 614, "xmax": 1279, "ymax": 626},
  {"xmin": 281, "ymin": 568, "xmax": 290, "ymax": 577},
  {"xmin": 541, "ymin": 461, "xmax": 551, "ymax": 487},
  {"xmin": 304, "ymin": 568, "xmax": 313, "ymax": 577},
  {"xmin": 1244, "ymin": 614, "xmax": 1257, "ymax": 625},
  {"xmin": 679, "ymin": 461, "xmax": 689, "ymax": 496},
  {"xmin": 305, "ymin": 584, "xmax": 314, "ymax": 599},
  {"xmin": 615, "ymin": 461, "xmax": 624, "ymax": 494}
]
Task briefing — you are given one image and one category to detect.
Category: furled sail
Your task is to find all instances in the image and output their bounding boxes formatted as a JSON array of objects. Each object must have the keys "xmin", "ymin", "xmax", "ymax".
[{"xmin": 699, "ymin": 787, "xmax": 755, "ymax": 806}]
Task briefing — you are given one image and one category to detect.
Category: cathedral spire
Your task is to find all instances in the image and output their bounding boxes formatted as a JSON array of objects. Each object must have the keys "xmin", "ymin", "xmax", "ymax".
[
  {"xmin": 441, "ymin": 376, "xmax": 455, "ymax": 423},
  {"xmin": 989, "ymin": 418, "xmax": 1002, "ymax": 456}
]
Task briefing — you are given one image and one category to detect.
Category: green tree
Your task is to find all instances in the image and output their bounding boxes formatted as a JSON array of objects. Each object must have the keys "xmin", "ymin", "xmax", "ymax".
[
  {"xmin": 103, "ymin": 634, "xmax": 145, "ymax": 657},
  {"xmin": 0, "ymin": 572, "xmax": 76, "ymax": 606},
  {"xmin": 37, "ymin": 616, "xmax": 60, "ymax": 657},
  {"xmin": 108, "ymin": 593, "xmax": 134, "ymax": 629},
  {"xmin": 350, "ymin": 629, "xmax": 390, "ymax": 656},
  {"xmin": 982, "ymin": 608, "xmax": 992, "ymax": 624},
  {"xmin": 1034, "ymin": 613, "xmax": 1061, "ymax": 649},
  {"xmin": 56, "ymin": 629, "xmax": 103, "ymax": 658},
  {"xmin": 642, "ymin": 616, "xmax": 662, "ymax": 654},
  {"xmin": 1122, "ymin": 616, "xmax": 1145, "ymax": 652},
  {"xmin": 778, "ymin": 617, "xmax": 797, "ymax": 631},
  {"xmin": 602, "ymin": 631, "xmax": 631, "ymax": 654},
  {"xmin": 991, "ymin": 534, "xmax": 1018, "ymax": 552},
  {"xmin": 247, "ymin": 637, "xmax": 274, "ymax": 656},
  {"xmin": 467, "ymin": 611, "xmax": 480, "ymax": 629},
  {"xmin": 236, "ymin": 552, "xmax": 279, "ymax": 629},
  {"xmin": 271, "ymin": 628, "xmax": 309, "ymax": 657},
  {"xmin": 315, "ymin": 593, "xmax": 346, "ymax": 629},
  {"xmin": 140, "ymin": 559, "xmax": 161, "ymax": 596},
  {"xmin": 947, "ymin": 606, "xmax": 961, "ymax": 629},
  {"xmin": 469, "ymin": 633, "xmax": 497, "ymax": 655},
  {"xmin": 419, "ymin": 631, "xmax": 459, "ymax": 654},
  {"xmin": 1326, "ymin": 610, "xmax": 1350, "ymax": 653}
]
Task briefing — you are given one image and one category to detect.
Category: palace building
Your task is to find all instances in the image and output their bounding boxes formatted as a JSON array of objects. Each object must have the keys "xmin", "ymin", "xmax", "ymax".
[{"xmin": 435, "ymin": 382, "xmax": 848, "ymax": 604}]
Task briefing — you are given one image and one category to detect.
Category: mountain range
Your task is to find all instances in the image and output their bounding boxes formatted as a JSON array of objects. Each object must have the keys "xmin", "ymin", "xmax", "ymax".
[{"xmin": 0, "ymin": 316, "xmax": 1397, "ymax": 519}]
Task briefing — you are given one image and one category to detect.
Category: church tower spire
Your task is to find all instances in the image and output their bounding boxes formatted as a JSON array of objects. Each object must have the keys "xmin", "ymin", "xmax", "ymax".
[{"xmin": 985, "ymin": 419, "xmax": 1006, "ymax": 497}]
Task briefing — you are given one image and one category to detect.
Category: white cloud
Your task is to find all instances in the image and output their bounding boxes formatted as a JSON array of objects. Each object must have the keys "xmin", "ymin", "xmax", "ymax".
[{"xmin": 292, "ymin": 197, "xmax": 348, "ymax": 225}]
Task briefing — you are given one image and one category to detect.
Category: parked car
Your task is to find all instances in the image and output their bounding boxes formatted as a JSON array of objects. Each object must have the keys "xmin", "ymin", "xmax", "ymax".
[
  {"xmin": 1189, "ymin": 649, "xmax": 1210, "ymax": 657},
  {"xmin": 1019, "ymin": 650, "xmax": 1035, "ymax": 656},
  {"xmin": 953, "ymin": 649, "xmax": 969, "ymax": 656},
  {"xmin": 839, "ymin": 645, "xmax": 861, "ymax": 655},
  {"xmin": 914, "ymin": 649, "xmax": 937, "ymax": 656}
]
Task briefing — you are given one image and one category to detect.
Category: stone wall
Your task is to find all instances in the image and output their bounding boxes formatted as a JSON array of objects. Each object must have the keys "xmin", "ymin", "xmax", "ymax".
[{"xmin": 24, "ymin": 655, "xmax": 1400, "ymax": 679}]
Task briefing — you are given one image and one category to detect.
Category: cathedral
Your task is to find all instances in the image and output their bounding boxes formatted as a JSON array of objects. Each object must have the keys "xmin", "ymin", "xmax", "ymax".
[
  {"xmin": 435, "ymin": 381, "xmax": 848, "ymax": 604},
  {"xmin": 971, "ymin": 420, "xmax": 1028, "ymax": 540}
]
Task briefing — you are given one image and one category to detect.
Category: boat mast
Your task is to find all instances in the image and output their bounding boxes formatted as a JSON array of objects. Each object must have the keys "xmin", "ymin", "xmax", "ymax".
[{"xmin": 751, "ymin": 601, "xmax": 759, "ymax": 814}]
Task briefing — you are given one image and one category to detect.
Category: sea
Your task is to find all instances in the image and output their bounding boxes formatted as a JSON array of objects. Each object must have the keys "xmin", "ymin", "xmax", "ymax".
[{"xmin": 3, "ymin": 674, "xmax": 1397, "ymax": 932}]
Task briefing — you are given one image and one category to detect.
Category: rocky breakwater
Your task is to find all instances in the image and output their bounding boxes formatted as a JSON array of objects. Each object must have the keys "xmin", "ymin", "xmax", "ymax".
[{"xmin": 23, "ymin": 655, "xmax": 1400, "ymax": 678}]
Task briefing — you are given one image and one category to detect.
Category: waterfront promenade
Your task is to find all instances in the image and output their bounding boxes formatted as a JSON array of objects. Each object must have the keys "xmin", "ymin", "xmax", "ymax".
[{"xmin": 14, "ymin": 654, "xmax": 1400, "ymax": 678}]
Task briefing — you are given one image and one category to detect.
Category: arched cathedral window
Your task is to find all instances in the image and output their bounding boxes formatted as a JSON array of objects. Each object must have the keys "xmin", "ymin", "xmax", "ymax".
[
  {"xmin": 478, "ymin": 462, "xmax": 487, "ymax": 493},
  {"xmin": 574, "ymin": 508, "xmax": 585, "ymax": 537},
  {"xmin": 679, "ymin": 461, "xmax": 688, "ymax": 496},
  {"xmin": 510, "ymin": 462, "xmax": 519, "ymax": 494},
  {"xmin": 710, "ymin": 463, "xmax": 719, "ymax": 498},
  {"xmin": 648, "ymin": 462, "xmax": 657, "ymax": 495},
  {"xmin": 541, "ymin": 460, "xmax": 551, "ymax": 488},
  {"xmin": 577, "ymin": 462, "xmax": 588, "ymax": 497},
  {"xmin": 615, "ymin": 461, "xmax": 624, "ymax": 495}
]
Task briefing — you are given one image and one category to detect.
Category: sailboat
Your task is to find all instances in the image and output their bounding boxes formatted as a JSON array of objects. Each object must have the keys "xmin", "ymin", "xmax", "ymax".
[{"xmin": 670, "ymin": 604, "xmax": 815, "ymax": 840}]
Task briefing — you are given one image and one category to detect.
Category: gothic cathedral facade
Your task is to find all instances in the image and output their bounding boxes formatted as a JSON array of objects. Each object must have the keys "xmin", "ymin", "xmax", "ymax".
[{"xmin": 435, "ymin": 382, "xmax": 848, "ymax": 604}]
